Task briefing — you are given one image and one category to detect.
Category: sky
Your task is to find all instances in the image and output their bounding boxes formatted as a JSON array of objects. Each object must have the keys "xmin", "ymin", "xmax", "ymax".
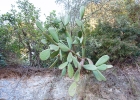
[{"xmin": 0, "ymin": 0, "xmax": 63, "ymax": 21}]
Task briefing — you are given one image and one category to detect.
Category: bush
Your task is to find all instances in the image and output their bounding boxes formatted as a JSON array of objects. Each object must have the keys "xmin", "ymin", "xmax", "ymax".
[
  {"xmin": 88, "ymin": 21, "xmax": 140, "ymax": 62},
  {"xmin": 0, "ymin": 53, "xmax": 7, "ymax": 67}
]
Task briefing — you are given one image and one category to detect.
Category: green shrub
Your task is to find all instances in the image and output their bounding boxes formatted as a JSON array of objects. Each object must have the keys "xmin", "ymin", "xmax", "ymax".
[
  {"xmin": 0, "ymin": 53, "xmax": 7, "ymax": 67},
  {"xmin": 89, "ymin": 21, "xmax": 140, "ymax": 62}
]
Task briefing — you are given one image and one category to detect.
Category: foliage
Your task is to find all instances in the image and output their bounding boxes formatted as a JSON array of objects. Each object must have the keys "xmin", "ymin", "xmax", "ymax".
[
  {"xmin": 84, "ymin": 0, "xmax": 140, "ymax": 63},
  {"xmin": 37, "ymin": 6, "xmax": 113, "ymax": 96},
  {"xmin": 44, "ymin": 10, "xmax": 60, "ymax": 29},
  {"xmin": 0, "ymin": 53, "xmax": 7, "ymax": 67},
  {"xmin": 0, "ymin": 0, "xmax": 47, "ymax": 67},
  {"xmin": 55, "ymin": 0, "xmax": 90, "ymax": 28},
  {"xmin": 14, "ymin": 0, "xmax": 43, "ymax": 66},
  {"xmin": 0, "ymin": 15, "xmax": 21, "ymax": 65},
  {"xmin": 89, "ymin": 21, "xmax": 140, "ymax": 62}
]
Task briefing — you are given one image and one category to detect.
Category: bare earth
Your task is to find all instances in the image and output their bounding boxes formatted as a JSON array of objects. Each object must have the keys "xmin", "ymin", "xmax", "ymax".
[{"xmin": 0, "ymin": 62, "xmax": 140, "ymax": 100}]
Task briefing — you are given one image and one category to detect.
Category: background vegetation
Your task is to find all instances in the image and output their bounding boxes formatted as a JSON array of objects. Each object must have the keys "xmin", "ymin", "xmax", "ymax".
[{"xmin": 0, "ymin": 0, "xmax": 140, "ymax": 67}]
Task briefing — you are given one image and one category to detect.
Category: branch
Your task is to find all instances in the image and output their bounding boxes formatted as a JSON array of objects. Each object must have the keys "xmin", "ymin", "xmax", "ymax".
[{"xmin": 84, "ymin": 0, "xmax": 111, "ymax": 20}]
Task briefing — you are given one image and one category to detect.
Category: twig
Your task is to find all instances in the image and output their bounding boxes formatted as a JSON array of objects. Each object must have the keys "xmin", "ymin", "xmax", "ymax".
[
  {"xmin": 84, "ymin": 0, "xmax": 111, "ymax": 20},
  {"xmin": 135, "ymin": 62, "xmax": 140, "ymax": 73},
  {"xmin": 10, "ymin": 67, "xmax": 29, "ymax": 95}
]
